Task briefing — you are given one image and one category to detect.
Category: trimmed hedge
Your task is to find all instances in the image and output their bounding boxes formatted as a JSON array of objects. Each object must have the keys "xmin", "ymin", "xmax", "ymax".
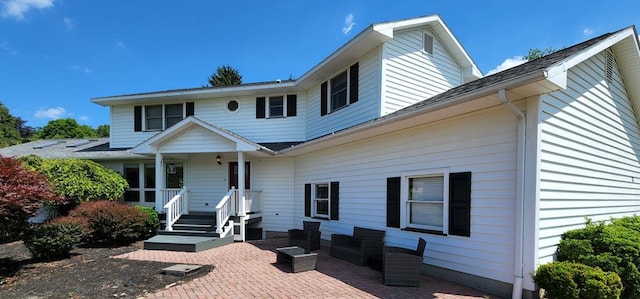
[
  {"xmin": 69, "ymin": 201, "xmax": 149, "ymax": 244},
  {"xmin": 22, "ymin": 217, "xmax": 88, "ymax": 259},
  {"xmin": 534, "ymin": 261, "xmax": 622, "ymax": 299},
  {"xmin": 552, "ymin": 216, "xmax": 640, "ymax": 299},
  {"xmin": 134, "ymin": 205, "xmax": 159, "ymax": 238}
]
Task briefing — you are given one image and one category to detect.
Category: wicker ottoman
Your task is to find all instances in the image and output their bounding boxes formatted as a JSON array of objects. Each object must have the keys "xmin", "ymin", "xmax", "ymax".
[{"xmin": 276, "ymin": 246, "xmax": 318, "ymax": 273}]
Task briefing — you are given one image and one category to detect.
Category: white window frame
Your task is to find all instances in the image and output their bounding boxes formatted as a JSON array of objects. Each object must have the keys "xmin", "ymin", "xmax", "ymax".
[
  {"xmin": 400, "ymin": 169, "xmax": 449, "ymax": 233},
  {"xmin": 312, "ymin": 182, "xmax": 330, "ymax": 218},
  {"xmin": 143, "ymin": 103, "xmax": 187, "ymax": 131},
  {"xmin": 268, "ymin": 95, "xmax": 285, "ymax": 118},
  {"xmin": 328, "ymin": 68, "xmax": 354, "ymax": 113}
]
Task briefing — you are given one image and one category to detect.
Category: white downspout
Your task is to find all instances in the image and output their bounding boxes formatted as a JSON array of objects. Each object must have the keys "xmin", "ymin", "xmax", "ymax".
[{"xmin": 499, "ymin": 89, "xmax": 526, "ymax": 299}]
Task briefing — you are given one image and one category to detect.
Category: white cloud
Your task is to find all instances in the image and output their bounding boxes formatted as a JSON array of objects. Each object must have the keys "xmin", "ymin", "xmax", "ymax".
[
  {"xmin": 70, "ymin": 65, "xmax": 92, "ymax": 74},
  {"xmin": 35, "ymin": 107, "xmax": 66, "ymax": 119},
  {"xmin": 114, "ymin": 39, "xmax": 126, "ymax": 49},
  {"xmin": 63, "ymin": 17, "xmax": 74, "ymax": 29},
  {"xmin": 79, "ymin": 115, "xmax": 89, "ymax": 121},
  {"xmin": 342, "ymin": 13, "xmax": 355, "ymax": 35},
  {"xmin": 486, "ymin": 56, "xmax": 527, "ymax": 75},
  {"xmin": 0, "ymin": 41, "xmax": 18, "ymax": 55},
  {"xmin": 583, "ymin": 28, "xmax": 594, "ymax": 36},
  {"xmin": 1, "ymin": 0, "xmax": 54, "ymax": 20}
]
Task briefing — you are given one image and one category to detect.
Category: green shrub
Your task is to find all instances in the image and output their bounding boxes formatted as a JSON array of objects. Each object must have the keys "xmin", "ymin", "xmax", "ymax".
[
  {"xmin": 69, "ymin": 201, "xmax": 148, "ymax": 244},
  {"xmin": 534, "ymin": 261, "xmax": 622, "ymax": 299},
  {"xmin": 36, "ymin": 159, "xmax": 128, "ymax": 204},
  {"xmin": 22, "ymin": 218, "xmax": 87, "ymax": 259},
  {"xmin": 557, "ymin": 216, "xmax": 640, "ymax": 299},
  {"xmin": 134, "ymin": 206, "xmax": 159, "ymax": 238}
]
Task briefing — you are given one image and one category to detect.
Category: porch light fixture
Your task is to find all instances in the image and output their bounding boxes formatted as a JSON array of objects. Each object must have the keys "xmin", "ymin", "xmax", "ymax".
[
  {"xmin": 167, "ymin": 163, "xmax": 177, "ymax": 175},
  {"xmin": 216, "ymin": 155, "xmax": 222, "ymax": 165}
]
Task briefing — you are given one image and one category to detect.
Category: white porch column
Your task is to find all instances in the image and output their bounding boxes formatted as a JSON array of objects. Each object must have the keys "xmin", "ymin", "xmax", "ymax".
[
  {"xmin": 237, "ymin": 151, "xmax": 246, "ymax": 242},
  {"xmin": 155, "ymin": 152, "xmax": 165, "ymax": 213}
]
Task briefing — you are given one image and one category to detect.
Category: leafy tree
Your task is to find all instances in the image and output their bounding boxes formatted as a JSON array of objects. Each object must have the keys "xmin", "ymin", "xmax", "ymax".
[
  {"xmin": 524, "ymin": 47, "xmax": 558, "ymax": 61},
  {"xmin": 36, "ymin": 159, "xmax": 128, "ymax": 205},
  {"xmin": 0, "ymin": 155, "xmax": 65, "ymax": 242},
  {"xmin": 35, "ymin": 118, "xmax": 97, "ymax": 139},
  {"xmin": 14, "ymin": 116, "xmax": 35, "ymax": 142},
  {"xmin": 0, "ymin": 102, "xmax": 22, "ymax": 147},
  {"xmin": 95, "ymin": 124, "xmax": 110, "ymax": 137},
  {"xmin": 207, "ymin": 65, "xmax": 242, "ymax": 87}
]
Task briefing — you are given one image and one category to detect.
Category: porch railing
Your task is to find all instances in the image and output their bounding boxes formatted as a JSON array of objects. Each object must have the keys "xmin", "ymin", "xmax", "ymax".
[
  {"xmin": 163, "ymin": 187, "xmax": 188, "ymax": 231},
  {"xmin": 237, "ymin": 189, "xmax": 263, "ymax": 214},
  {"xmin": 215, "ymin": 187, "xmax": 236, "ymax": 237}
]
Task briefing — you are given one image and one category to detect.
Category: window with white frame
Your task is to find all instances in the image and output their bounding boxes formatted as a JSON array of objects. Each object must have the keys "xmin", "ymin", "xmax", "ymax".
[
  {"xmin": 268, "ymin": 96, "xmax": 284, "ymax": 117},
  {"xmin": 330, "ymin": 71, "xmax": 348, "ymax": 111},
  {"xmin": 320, "ymin": 62, "xmax": 358, "ymax": 116},
  {"xmin": 140, "ymin": 103, "xmax": 191, "ymax": 131},
  {"xmin": 406, "ymin": 173, "xmax": 447, "ymax": 232},
  {"xmin": 123, "ymin": 163, "xmax": 156, "ymax": 204},
  {"xmin": 314, "ymin": 183, "xmax": 329, "ymax": 217}
]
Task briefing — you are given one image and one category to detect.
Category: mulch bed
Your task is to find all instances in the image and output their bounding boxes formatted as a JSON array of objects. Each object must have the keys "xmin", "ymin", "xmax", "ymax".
[{"xmin": 0, "ymin": 241, "xmax": 212, "ymax": 299}]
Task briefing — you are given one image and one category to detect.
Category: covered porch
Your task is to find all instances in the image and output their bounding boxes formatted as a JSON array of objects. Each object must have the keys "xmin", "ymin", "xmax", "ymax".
[{"xmin": 132, "ymin": 117, "xmax": 276, "ymax": 245}]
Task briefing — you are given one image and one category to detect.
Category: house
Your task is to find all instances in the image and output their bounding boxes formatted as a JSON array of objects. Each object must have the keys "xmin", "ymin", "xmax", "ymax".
[{"xmin": 2, "ymin": 14, "xmax": 640, "ymax": 299}]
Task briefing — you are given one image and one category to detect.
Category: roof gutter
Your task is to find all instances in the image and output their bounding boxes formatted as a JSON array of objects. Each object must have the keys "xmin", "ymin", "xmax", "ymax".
[{"xmin": 279, "ymin": 70, "xmax": 548, "ymax": 155}]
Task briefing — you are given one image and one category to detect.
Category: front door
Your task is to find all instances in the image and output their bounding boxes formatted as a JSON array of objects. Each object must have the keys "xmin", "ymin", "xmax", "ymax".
[{"xmin": 229, "ymin": 162, "xmax": 250, "ymax": 190}]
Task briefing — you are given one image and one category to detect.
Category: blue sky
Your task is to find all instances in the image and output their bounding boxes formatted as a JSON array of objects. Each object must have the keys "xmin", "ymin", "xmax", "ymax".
[{"xmin": 1, "ymin": 0, "xmax": 639, "ymax": 128}]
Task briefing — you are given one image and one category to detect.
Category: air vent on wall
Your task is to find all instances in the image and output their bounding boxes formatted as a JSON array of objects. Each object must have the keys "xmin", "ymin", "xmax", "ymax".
[
  {"xmin": 605, "ymin": 49, "xmax": 614, "ymax": 85},
  {"xmin": 423, "ymin": 33, "xmax": 434, "ymax": 55}
]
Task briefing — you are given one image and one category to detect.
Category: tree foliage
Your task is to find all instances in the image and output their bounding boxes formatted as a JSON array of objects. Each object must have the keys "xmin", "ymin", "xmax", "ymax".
[
  {"xmin": 34, "ymin": 118, "xmax": 97, "ymax": 139},
  {"xmin": 524, "ymin": 47, "xmax": 558, "ymax": 61},
  {"xmin": 0, "ymin": 155, "xmax": 64, "ymax": 242},
  {"xmin": 207, "ymin": 65, "xmax": 242, "ymax": 87},
  {"xmin": 36, "ymin": 159, "xmax": 128, "ymax": 204},
  {"xmin": 0, "ymin": 102, "xmax": 23, "ymax": 147},
  {"xmin": 95, "ymin": 124, "xmax": 110, "ymax": 137}
]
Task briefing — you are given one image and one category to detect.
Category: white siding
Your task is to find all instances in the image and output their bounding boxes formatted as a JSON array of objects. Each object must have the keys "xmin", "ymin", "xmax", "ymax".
[
  {"xmin": 110, "ymin": 105, "xmax": 158, "ymax": 148},
  {"xmin": 306, "ymin": 48, "xmax": 382, "ymax": 140},
  {"xmin": 158, "ymin": 126, "xmax": 236, "ymax": 153},
  {"xmin": 109, "ymin": 94, "xmax": 307, "ymax": 148},
  {"xmin": 186, "ymin": 154, "xmax": 228, "ymax": 212},
  {"xmin": 382, "ymin": 27, "xmax": 463, "ymax": 115},
  {"xmin": 538, "ymin": 51, "xmax": 640, "ymax": 264},
  {"xmin": 294, "ymin": 107, "xmax": 519, "ymax": 284},
  {"xmin": 252, "ymin": 158, "xmax": 295, "ymax": 233}
]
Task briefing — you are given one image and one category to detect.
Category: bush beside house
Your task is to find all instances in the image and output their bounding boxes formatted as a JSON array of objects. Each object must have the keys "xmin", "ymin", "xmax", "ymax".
[
  {"xmin": 69, "ymin": 201, "xmax": 156, "ymax": 244},
  {"xmin": 534, "ymin": 216, "xmax": 640, "ymax": 299}
]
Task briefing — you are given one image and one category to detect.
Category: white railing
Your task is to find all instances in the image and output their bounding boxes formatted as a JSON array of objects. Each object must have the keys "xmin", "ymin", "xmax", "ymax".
[
  {"xmin": 161, "ymin": 188, "xmax": 182, "ymax": 210},
  {"xmin": 237, "ymin": 190, "xmax": 263, "ymax": 214},
  {"xmin": 163, "ymin": 187, "xmax": 188, "ymax": 231},
  {"xmin": 215, "ymin": 187, "xmax": 236, "ymax": 237}
]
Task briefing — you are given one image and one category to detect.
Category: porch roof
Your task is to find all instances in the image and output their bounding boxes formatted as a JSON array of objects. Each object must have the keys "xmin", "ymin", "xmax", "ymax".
[{"xmin": 132, "ymin": 116, "xmax": 276, "ymax": 156}]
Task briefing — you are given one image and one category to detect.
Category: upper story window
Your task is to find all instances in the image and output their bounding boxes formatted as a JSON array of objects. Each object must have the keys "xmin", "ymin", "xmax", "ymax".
[
  {"xmin": 320, "ymin": 62, "xmax": 359, "ymax": 116},
  {"xmin": 256, "ymin": 94, "xmax": 297, "ymax": 119},
  {"xmin": 134, "ymin": 102, "xmax": 194, "ymax": 132}
]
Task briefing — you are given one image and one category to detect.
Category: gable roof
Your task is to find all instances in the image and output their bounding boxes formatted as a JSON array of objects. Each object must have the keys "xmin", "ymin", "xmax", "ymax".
[
  {"xmin": 280, "ymin": 26, "xmax": 640, "ymax": 155},
  {"xmin": 131, "ymin": 116, "xmax": 276, "ymax": 155},
  {"xmin": 92, "ymin": 14, "xmax": 481, "ymax": 106}
]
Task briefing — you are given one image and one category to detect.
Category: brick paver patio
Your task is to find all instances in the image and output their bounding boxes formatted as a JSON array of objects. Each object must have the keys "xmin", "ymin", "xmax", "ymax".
[{"xmin": 114, "ymin": 238, "xmax": 498, "ymax": 299}]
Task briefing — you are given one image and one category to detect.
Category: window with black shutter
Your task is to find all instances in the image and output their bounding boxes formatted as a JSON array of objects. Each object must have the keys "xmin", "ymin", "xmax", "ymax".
[
  {"xmin": 320, "ymin": 82, "xmax": 328, "ymax": 116},
  {"xmin": 386, "ymin": 177, "xmax": 401, "ymax": 228},
  {"xmin": 330, "ymin": 181, "xmax": 339, "ymax": 220},
  {"xmin": 287, "ymin": 94, "xmax": 297, "ymax": 117},
  {"xmin": 449, "ymin": 172, "xmax": 472, "ymax": 237},
  {"xmin": 256, "ymin": 97, "xmax": 266, "ymax": 119},
  {"xmin": 134, "ymin": 106, "xmax": 142, "ymax": 132}
]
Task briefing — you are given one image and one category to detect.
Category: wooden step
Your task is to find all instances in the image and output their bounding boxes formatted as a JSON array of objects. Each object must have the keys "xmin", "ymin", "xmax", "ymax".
[{"xmin": 144, "ymin": 234, "xmax": 233, "ymax": 252}]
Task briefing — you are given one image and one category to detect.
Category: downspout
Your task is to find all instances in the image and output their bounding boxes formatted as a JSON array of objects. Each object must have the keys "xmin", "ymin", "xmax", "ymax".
[{"xmin": 498, "ymin": 89, "xmax": 526, "ymax": 299}]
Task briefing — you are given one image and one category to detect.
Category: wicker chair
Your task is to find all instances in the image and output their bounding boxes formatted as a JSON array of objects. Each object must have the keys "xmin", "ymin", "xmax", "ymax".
[
  {"xmin": 330, "ymin": 227, "xmax": 385, "ymax": 266},
  {"xmin": 382, "ymin": 237, "xmax": 426, "ymax": 287},
  {"xmin": 288, "ymin": 221, "xmax": 321, "ymax": 253}
]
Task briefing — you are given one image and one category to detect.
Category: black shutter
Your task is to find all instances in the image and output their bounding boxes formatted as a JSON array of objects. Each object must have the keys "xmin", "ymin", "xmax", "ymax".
[
  {"xmin": 186, "ymin": 102, "xmax": 195, "ymax": 117},
  {"xmin": 304, "ymin": 183, "xmax": 311, "ymax": 217},
  {"xmin": 287, "ymin": 94, "xmax": 297, "ymax": 117},
  {"xmin": 349, "ymin": 62, "xmax": 359, "ymax": 104},
  {"xmin": 449, "ymin": 172, "xmax": 472, "ymax": 237},
  {"xmin": 386, "ymin": 177, "xmax": 401, "ymax": 228},
  {"xmin": 330, "ymin": 181, "xmax": 339, "ymax": 220},
  {"xmin": 134, "ymin": 106, "xmax": 142, "ymax": 132},
  {"xmin": 320, "ymin": 81, "xmax": 328, "ymax": 116},
  {"xmin": 256, "ymin": 97, "xmax": 266, "ymax": 119}
]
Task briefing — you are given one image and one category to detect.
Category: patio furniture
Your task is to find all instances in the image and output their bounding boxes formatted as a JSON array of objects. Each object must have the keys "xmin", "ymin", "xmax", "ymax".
[
  {"xmin": 382, "ymin": 237, "xmax": 426, "ymax": 287},
  {"xmin": 276, "ymin": 246, "xmax": 318, "ymax": 273},
  {"xmin": 330, "ymin": 226, "xmax": 385, "ymax": 266},
  {"xmin": 288, "ymin": 221, "xmax": 321, "ymax": 252}
]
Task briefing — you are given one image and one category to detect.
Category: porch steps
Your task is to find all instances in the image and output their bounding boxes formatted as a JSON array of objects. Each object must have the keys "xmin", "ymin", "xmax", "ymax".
[
  {"xmin": 144, "ymin": 234, "xmax": 234, "ymax": 252},
  {"xmin": 145, "ymin": 212, "xmax": 231, "ymax": 252}
]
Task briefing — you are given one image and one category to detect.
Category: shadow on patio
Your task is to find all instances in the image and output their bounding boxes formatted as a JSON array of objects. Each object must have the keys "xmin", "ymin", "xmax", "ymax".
[{"xmin": 115, "ymin": 238, "xmax": 500, "ymax": 298}]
